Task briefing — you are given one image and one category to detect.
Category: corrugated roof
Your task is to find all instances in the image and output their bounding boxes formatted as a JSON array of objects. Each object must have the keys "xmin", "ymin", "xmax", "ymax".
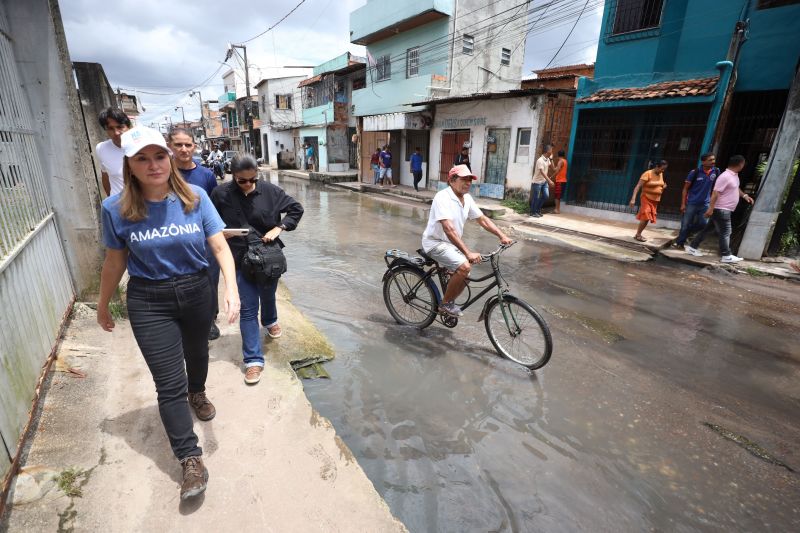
[
  {"xmin": 578, "ymin": 77, "xmax": 718, "ymax": 103},
  {"xmin": 298, "ymin": 74, "xmax": 324, "ymax": 87},
  {"xmin": 406, "ymin": 87, "xmax": 575, "ymax": 107}
]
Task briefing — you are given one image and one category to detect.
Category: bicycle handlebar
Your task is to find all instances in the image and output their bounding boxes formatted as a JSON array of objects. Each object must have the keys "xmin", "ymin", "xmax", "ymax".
[{"xmin": 480, "ymin": 241, "xmax": 517, "ymax": 262}]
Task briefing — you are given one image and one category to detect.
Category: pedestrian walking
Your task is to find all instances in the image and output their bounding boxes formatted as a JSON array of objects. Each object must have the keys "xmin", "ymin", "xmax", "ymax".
[
  {"xmin": 675, "ymin": 153, "xmax": 720, "ymax": 248},
  {"xmin": 96, "ymin": 107, "xmax": 131, "ymax": 196},
  {"xmin": 370, "ymin": 147, "xmax": 381, "ymax": 184},
  {"xmin": 685, "ymin": 155, "xmax": 754, "ymax": 262},
  {"xmin": 552, "ymin": 150, "xmax": 567, "ymax": 214},
  {"xmin": 210, "ymin": 154, "xmax": 304, "ymax": 385},
  {"xmin": 168, "ymin": 128, "xmax": 222, "ymax": 340},
  {"xmin": 530, "ymin": 144, "xmax": 554, "ymax": 217},
  {"xmin": 96, "ymin": 126, "xmax": 240, "ymax": 500},
  {"xmin": 410, "ymin": 146, "xmax": 424, "ymax": 191},
  {"xmin": 380, "ymin": 145, "xmax": 395, "ymax": 187},
  {"xmin": 629, "ymin": 160, "xmax": 668, "ymax": 242},
  {"xmin": 454, "ymin": 146, "xmax": 471, "ymax": 171}
]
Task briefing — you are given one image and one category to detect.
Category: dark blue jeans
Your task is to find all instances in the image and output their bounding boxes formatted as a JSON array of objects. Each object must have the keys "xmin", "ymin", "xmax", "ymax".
[
  {"xmin": 676, "ymin": 203, "xmax": 709, "ymax": 246},
  {"xmin": 690, "ymin": 208, "xmax": 733, "ymax": 256},
  {"xmin": 126, "ymin": 272, "xmax": 214, "ymax": 460},
  {"xmin": 530, "ymin": 182, "xmax": 549, "ymax": 215}
]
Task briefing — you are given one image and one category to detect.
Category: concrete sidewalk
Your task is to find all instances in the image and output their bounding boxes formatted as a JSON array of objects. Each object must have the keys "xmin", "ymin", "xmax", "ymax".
[{"xmin": 1, "ymin": 285, "xmax": 405, "ymax": 532}]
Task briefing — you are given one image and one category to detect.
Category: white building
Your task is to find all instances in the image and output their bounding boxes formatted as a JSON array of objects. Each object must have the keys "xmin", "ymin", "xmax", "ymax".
[
  {"xmin": 422, "ymin": 89, "xmax": 571, "ymax": 199},
  {"xmin": 254, "ymin": 75, "xmax": 307, "ymax": 168}
]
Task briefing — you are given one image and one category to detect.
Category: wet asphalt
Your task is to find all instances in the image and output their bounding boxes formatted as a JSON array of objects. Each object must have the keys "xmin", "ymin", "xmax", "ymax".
[{"xmin": 272, "ymin": 175, "xmax": 800, "ymax": 532}]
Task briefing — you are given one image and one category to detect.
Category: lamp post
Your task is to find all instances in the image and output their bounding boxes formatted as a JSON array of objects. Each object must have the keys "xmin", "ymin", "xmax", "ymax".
[{"xmin": 226, "ymin": 43, "xmax": 254, "ymax": 155}]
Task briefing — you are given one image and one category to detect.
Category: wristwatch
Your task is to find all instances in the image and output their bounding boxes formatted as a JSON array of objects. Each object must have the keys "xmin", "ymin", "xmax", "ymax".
[{"xmin": 278, "ymin": 224, "xmax": 286, "ymax": 230}]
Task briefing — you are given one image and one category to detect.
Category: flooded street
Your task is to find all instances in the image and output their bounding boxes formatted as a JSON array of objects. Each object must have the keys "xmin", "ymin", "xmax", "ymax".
[{"xmin": 274, "ymin": 176, "xmax": 800, "ymax": 532}]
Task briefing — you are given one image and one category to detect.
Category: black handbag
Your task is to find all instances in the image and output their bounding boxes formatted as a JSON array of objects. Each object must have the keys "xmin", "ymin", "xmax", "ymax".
[
  {"xmin": 242, "ymin": 239, "xmax": 286, "ymax": 285},
  {"xmin": 230, "ymin": 184, "xmax": 287, "ymax": 285}
]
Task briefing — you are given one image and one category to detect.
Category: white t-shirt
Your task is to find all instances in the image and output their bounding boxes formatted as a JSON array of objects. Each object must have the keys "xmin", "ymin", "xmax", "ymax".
[
  {"xmin": 422, "ymin": 186, "xmax": 483, "ymax": 251},
  {"xmin": 96, "ymin": 139, "xmax": 125, "ymax": 195}
]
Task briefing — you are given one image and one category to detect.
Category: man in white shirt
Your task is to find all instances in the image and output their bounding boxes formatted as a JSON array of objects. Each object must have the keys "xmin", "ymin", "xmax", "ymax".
[
  {"xmin": 95, "ymin": 107, "xmax": 131, "ymax": 196},
  {"xmin": 422, "ymin": 165, "xmax": 512, "ymax": 317},
  {"xmin": 530, "ymin": 144, "xmax": 554, "ymax": 217}
]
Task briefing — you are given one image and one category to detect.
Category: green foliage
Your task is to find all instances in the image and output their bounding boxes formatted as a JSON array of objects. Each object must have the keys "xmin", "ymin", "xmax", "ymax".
[
  {"xmin": 745, "ymin": 266, "xmax": 768, "ymax": 277},
  {"xmin": 55, "ymin": 468, "xmax": 86, "ymax": 498},
  {"xmin": 500, "ymin": 198, "xmax": 529, "ymax": 215},
  {"xmin": 779, "ymin": 199, "xmax": 800, "ymax": 255}
]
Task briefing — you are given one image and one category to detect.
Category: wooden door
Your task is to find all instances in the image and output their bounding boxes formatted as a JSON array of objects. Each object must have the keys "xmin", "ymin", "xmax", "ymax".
[{"xmin": 439, "ymin": 130, "xmax": 470, "ymax": 181}]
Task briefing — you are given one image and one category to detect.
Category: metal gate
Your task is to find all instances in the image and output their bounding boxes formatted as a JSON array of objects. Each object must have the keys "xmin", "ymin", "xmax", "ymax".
[{"xmin": 0, "ymin": 10, "xmax": 74, "ymax": 478}]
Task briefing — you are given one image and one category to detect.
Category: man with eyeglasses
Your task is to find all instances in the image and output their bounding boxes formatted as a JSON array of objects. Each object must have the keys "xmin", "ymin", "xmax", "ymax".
[
  {"xmin": 422, "ymin": 165, "xmax": 512, "ymax": 317},
  {"xmin": 96, "ymin": 107, "xmax": 132, "ymax": 196}
]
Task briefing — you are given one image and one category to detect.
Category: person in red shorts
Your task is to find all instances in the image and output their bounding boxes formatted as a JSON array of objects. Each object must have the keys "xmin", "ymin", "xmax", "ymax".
[
  {"xmin": 629, "ymin": 160, "xmax": 668, "ymax": 242},
  {"xmin": 552, "ymin": 150, "xmax": 567, "ymax": 214}
]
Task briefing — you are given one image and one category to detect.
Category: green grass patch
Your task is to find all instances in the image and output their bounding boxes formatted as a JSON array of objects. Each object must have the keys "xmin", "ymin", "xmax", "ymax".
[
  {"xmin": 745, "ymin": 266, "xmax": 768, "ymax": 277},
  {"xmin": 501, "ymin": 198, "xmax": 529, "ymax": 215},
  {"xmin": 55, "ymin": 468, "xmax": 87, "ymax": 497}
]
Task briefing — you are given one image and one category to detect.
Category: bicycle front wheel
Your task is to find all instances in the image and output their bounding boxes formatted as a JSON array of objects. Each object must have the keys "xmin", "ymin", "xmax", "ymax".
[
  {"xmin": 484, "ymin": 295, "xmax": 552, "ymax": 369},
  {"xmin": 383, "ymin": 267, "xmax": 438, "ymax": 328}
]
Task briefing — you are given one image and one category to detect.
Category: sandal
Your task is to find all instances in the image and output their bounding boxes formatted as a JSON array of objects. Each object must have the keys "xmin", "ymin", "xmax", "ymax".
[
  {"xmin": 266, "ymin": 324, "xmax": 282, "ymax": 339},
  {"xmin": 634, "ymin": 235, "xmax": 647, "ymax": 242}
]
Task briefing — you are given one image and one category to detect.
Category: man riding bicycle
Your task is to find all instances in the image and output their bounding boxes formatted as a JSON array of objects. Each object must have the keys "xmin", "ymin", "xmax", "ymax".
[{"xmin": 422, "ymin": 164, "xmax": 512, "ymax": 317}]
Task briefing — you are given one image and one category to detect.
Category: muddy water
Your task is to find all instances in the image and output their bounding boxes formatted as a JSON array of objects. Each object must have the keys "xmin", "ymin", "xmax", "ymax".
[{"xmin": 274, "ymin": 176, "xmax": 800, "ymax": 532}]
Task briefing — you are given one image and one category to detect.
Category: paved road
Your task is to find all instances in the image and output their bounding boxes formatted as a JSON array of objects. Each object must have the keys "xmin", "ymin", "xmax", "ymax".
[{"xmin": 275, "ymin": 175, "xmax": 800, "ymax": 532}]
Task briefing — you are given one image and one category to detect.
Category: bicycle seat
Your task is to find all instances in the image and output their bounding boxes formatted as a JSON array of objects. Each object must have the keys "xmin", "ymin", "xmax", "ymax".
[{"xmin": 416, "ymin": 249, "xmax": 437, "ymax": 266}]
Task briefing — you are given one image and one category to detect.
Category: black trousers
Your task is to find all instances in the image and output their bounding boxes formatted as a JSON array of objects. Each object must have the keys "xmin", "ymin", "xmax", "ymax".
[
  {"xmin": 127, "ymin": 272, "xmax": 214, "ymax": 460},
  {"xmin": 412, "ymin": 170, "xmax": 423, "ymax": 190}
]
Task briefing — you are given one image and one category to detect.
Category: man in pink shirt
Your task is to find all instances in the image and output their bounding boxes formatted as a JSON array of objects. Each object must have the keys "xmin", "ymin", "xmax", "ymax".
[{"xmin": 685, "ymin": 155, "xmax": 754, "ymax": 262}]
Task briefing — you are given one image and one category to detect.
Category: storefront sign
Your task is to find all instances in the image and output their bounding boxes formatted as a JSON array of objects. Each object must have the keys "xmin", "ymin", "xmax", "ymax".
[
  {"xmin": 434, "ymin": 117, "xmax": 487, "ymax": 129},
  {"xmin": 363, "ymin": 112, "xmax": 432, "ymax": 131}
]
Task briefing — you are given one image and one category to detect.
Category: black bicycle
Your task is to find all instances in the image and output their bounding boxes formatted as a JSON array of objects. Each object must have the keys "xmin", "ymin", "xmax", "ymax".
[{"xmin": 382, "ymin": 242, "xmax": 553, "ymax": 369}]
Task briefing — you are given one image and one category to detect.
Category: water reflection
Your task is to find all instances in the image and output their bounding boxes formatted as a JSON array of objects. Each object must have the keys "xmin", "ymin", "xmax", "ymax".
[{"xmin": 275, "ymin": 174, "xmax": 800, "ymax": 532}]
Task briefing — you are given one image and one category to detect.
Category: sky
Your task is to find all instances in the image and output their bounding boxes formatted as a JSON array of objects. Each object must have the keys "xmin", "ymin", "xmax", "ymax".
[{"xmin": 59, "ymin": 0, "xmax": 604, "ymax": 127}]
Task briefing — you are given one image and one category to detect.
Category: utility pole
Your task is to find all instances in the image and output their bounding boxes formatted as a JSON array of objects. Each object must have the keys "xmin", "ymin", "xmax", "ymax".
[
  {"xmin": 227, "ymin": 43, "xmax": 254, "ymax": 154},
  {"xmin": 175, "ymin": 106, "xmax": 186, "ymax": 127},
  {"xmin": 190, "ymin": 90, "xmax": 208, "ymax": 145}
]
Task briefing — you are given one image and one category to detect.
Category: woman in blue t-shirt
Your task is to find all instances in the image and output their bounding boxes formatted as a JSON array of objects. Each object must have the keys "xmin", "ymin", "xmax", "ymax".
[{"xmin": 96, "ymin": 126, "xmax": 240, "ymax": 501}]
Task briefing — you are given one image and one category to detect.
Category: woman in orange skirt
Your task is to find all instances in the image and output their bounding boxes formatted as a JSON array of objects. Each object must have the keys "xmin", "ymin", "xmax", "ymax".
[{"xmin": 629, "ymin": 160, "xmax": 668, "ymax": 242}]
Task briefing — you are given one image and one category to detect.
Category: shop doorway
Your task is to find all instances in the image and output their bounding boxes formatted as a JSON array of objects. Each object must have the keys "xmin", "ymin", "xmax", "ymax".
[
  {"xmin": 440, "ymin": 130, "xmax": 470, "ymax": 181},
  {"xmin": 360, "ymin": 131, "xmax": 389, "ymax": 183}
]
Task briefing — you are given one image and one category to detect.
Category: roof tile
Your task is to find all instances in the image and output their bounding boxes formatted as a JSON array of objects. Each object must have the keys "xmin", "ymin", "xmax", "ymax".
[{"xmin": 578, "ymin": 77, "xmax": 718, "ymax": 103}]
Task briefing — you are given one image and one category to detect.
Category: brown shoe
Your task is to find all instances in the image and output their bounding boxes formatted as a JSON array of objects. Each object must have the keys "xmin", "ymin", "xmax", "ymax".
[
  {"xmin": 180, "ymin": 456, "xmax": 208, "ymax": 500},
  {"xmin": 244, "ymin": 366, "xmax": 263, "ymax": 385},
  {"xmin": 188, "ymin": 391, "xmax": 216, "ymax": 421}
]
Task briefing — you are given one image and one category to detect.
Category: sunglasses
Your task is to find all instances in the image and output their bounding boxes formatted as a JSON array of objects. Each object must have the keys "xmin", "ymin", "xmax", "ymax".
[{"xmin": 235, "ymin": 177, "xmax": 258, "ymax": 184}]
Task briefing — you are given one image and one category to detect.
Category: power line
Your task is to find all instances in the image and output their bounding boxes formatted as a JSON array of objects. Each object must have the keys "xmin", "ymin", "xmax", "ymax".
[
  {"xmin": 542, "ymin": 0, "xmax": 591, "ymax": 69},
  {"xmin": 239, "ymin": 0, "xmax": 308, "ymax": 44}
]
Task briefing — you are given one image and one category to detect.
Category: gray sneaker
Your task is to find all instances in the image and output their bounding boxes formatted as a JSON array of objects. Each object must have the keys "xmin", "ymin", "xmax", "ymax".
[
  {"xmin": 438, "ymin": 301, "xmax": 463, "ymax": 317},
  {"xmin": 721, "ymin": 254, "xmax": 743, "ymax": 263},
  {"xmin": 684, "ymin": 245, "xmax": 704, "ymax": 257}
]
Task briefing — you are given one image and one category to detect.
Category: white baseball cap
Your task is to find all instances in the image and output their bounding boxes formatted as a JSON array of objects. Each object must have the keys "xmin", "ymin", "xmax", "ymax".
[{"xmin": 120, "ymin": 126, "xmax": 173, "ymax": 158}]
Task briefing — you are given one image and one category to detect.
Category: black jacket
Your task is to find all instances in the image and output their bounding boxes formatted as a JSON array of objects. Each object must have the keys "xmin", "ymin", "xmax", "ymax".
[{"xmin": 210, "ymin": 180, "xmax": 304, "ymax": 266}]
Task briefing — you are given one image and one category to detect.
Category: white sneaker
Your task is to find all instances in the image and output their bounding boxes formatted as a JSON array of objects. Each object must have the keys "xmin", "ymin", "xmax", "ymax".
[
  {"xmin": 720, "ymin": 255, "xmax": 743, "ymax": 263},
  {"xmin": 684, "ymin": 245, "xmax": 704, "ymax": 257}
]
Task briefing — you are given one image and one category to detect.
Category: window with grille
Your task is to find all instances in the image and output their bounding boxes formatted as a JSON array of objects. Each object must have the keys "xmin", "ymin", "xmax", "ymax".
[
  {"xmin": 405, "ymin": 131, "xmax": 429, "ymax": 161},
  {"xmin": 275, "ymin": 94, "xmax": 292, "ymax": 110},
  {"xmin": 376, "ymin": 54, "xmax": 391, "ymax": 81},
  {"xmin": 462, "ymin": 34, "xmax": 474, "ymax": 55},
  {"xmin": 611, "ymin": 0, "xmax": 664, "ymax": 35},
  {"xmin": 501, "ymin": 48, "xmax": 511, "ymax": 65},
  {"xmin": 515, "ymin": 128, "xmax": 531, "ymax": 163},
  {"xmin": 407, "ymin": 47, "xmax": 420, "ymax": 78}
]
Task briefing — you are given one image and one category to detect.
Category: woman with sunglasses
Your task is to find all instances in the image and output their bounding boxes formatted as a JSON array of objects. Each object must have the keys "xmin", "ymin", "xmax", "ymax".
[
  {"xmin": 210, "ymin": 153, "xmax": 304, "ymax": 385},
  {"xmin": 97, "ymin": 126, "xmax": 240, "ymax": 500}
]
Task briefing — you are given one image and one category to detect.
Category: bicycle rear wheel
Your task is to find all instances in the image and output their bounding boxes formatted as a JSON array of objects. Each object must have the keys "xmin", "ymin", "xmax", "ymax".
[
  {"xmin": 383, "ymin": 267, "xmax": 438, "ymax": 328},
  {"xmin": 484, "ymin": 295, "xmax": 552, "ymax": 369}
]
